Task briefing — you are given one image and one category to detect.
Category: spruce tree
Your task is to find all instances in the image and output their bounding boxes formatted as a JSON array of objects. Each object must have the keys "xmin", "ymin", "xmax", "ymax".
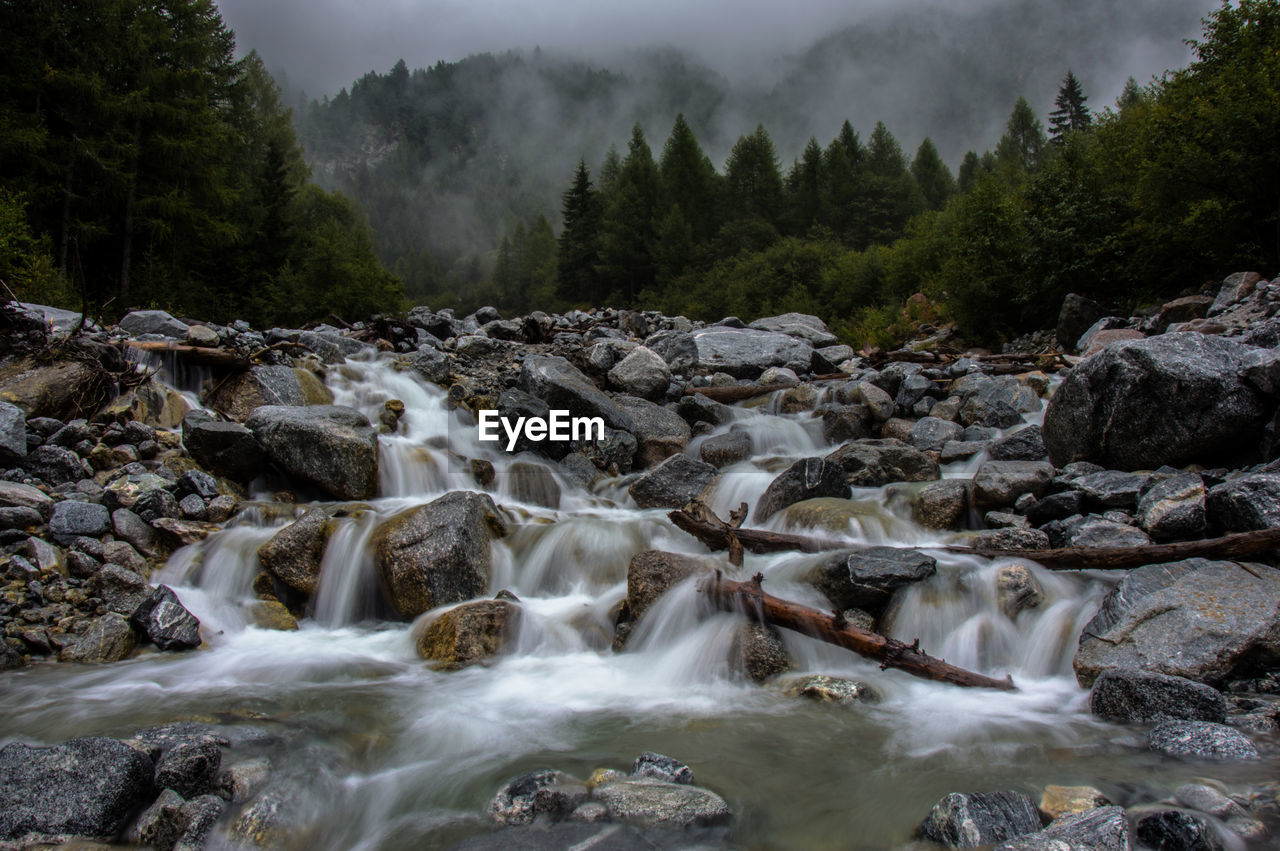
[
  {"xmin": 658, "ymin": 114, "xmax": 720, "ymax": 244},
  {"xmin": 995, "ymin": 96, "xmax": 1047, "ymax": 178},
  {"xmin": 1048, "ymin": 70, "xmax": 1091, "ymax": 142},
  {"xmin": 910, "ymin": 137, "xmax": 956, "ymax": 210},
  {"xmin": 724, "ymin": 124, "xmax": 784, "ymax": 227},
  {"xmin": 556, "ymin": 160, "xmax": 600, "ymax": 304}
]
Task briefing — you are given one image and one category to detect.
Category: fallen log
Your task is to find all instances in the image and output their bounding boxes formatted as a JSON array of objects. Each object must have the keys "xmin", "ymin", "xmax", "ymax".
[
  {"xmin": 671, "ymin": 501, "xmax": 1280, "ymax": 570},
  {"xmin": 702, "ymin": 571, "xmax": 1016, "ymax": 691},
  {"xmin": 125, "ymin": 340, "xmax": 247, "ymax": 369},
  {"xmin": 683, "ymin": 382, "xmax": 795, "ymax": 403},
  {"xmin": 950, "ymin": 526, "xmax": 1280, "ymax": 570}
]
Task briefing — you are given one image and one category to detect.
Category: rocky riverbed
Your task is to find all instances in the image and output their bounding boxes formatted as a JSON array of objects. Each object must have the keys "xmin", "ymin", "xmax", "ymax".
[{"xmin": 1, "ymin": 276, "xmax": 1279, "ymax": 849}]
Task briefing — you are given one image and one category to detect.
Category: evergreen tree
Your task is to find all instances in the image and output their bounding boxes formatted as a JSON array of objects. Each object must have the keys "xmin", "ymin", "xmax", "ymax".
[
  {"xmin": 862, "ymin": 121, "xmax": 925, "ymax": 245},
  {"xmin": 723, "ymin": 124, "xmax": 784, "ymax": 227},
  {"xmin": 956, "ymin": 150, "xmax": 983, "ymax": 193},
  {"xmin": 657, "ymin": 113, "xmax": 720, "ymax": 244},
  {"xmin": 597, "ymin": 125, "xmax": 659, "ymax": 304},
  {"xmin": 785, "ymin": 137, "xmax": 825, "ymax": 234},
  {"xmin": 1048, "ymin": 70, "xmax": 1091, "ymax": 142},
  {"xmin": 556, "ymin": 160, "xmax": 600, "ymax": 304},
  {"xmin": 1116, "ymin": 76, "xmax": 1144, "ymax": 111},
  {"xmin": 995, "ymin": 96, "xmax": 1047, "ymax": 178},
  {"xmin": 910, "ymin": 137, "xmax": 956, "ymax": 210},
  {"xmin": 822, "ymin": 121, "xmax": 868, "ymax": 243}
]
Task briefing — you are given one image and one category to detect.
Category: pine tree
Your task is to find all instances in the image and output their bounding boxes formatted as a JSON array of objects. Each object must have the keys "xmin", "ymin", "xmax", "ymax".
[
  {"xmin": 957, "ymin": 150, "xmax": 983, "ymax": 193},
  {"xmin": 862, "ymin": 121, "xmax": 925, "ymax": 245},
  {"xmin": 1116, "ymin": 76, "xmax": 1144, "ymax": 111},
  {"xmin": 822, "ymin": 121, "xmax": 868, "ymax": 243},
  {"xmin": 658, "ymin": 113, "xmax": 720, "ymax": 244},
  {"xmin": 597, "ymin": 125, "xmax": 659, "ymax": 304},
  {"xmin": 556, "ymin": 160, "xmax": 600, "ymax": 304},
  {"xmin": 995, "ymin": 96, "xmax": 1047, "ymax": 178},
  {"xmin": 910, "ymin": 137, "xmax": 956, "ymax": 210},
  {"xmin": 785, "ymin": 137, "xmax": 825, "ymax": 234},
  {"xmin": 724, "ymin": 124, "xmax": 783, "ymax": 227},
  {"xmin": 1048, "ymin": 70, "xmax": 1092, "ymax": 142}
]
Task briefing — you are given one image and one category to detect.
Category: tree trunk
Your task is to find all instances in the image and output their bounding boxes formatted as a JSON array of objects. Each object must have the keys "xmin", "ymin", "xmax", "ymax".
[{"xmin": 701, "ymin": 572, "xmax": 1016, "ymax": 691}]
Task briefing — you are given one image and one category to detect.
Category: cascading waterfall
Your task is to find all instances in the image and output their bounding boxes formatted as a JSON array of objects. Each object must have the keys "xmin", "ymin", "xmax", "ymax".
[{"xmin": 9, "ymin": 351, "xmax": 1265, "ymax": 850}]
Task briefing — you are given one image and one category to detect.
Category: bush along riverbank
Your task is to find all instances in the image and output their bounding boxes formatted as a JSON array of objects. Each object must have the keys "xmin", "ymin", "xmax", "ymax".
[{"xmin": 1, "ymin": 276, "xmax": 1280, "ymax": 848}]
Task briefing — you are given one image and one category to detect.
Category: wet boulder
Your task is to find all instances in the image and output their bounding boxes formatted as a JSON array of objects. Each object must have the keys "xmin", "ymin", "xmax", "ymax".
[
  {"xmin": 917, "ymin": 790, "xmax": 1042, "ymax": 848},
  {"xmin": 608, "ymin": 346, "xmax": 671, "ymax": 400},
  {"xmin": 729, "ymin": 622, "xmax": 792, "ymax": 682},
  {"xmin": 1061, "ymin": 516, "xmax": 1151, "ymax": 548},
  {"xmin": 748, "ymin": 312, "xmax": 838, "ymax": 346},
  {"xmin": 1148, "ymin": 720, "xmax": 1259, "ymax": 761},
  {"xmin": 779, "ymin": 674, "xmax": 881, "ymax": 707},
  {"xmin": 1074, "ymin": 559, "xmax": 1280, "ymax": 687},
  {"xmin": 0, "ymin": 400, "xmax": 26, "ymax": 464},
  {"xmin": 506, "ymin": 461, "xmax": 562, "ymax": 509},
  {"xmin": 1138, "ymin": 473, "xmax": 1207, "ymax": 541},
  {"xmin": 906, "ymin": 417, "xmax": 965, "ymax": 453},
  {"xmin": 411, "ymin": 346, "xmax": 451, "ymax": 385},
  {"xmin": 416, "ymin": 599, "xmax": 522, "ymax": 670},
  {"xmin": 972, "ymin": 461, "xmax": 1055, "ymax": 510},
  {"xmin": 805, "ymin": 547, "xmax": 936, "ymax": 614},
  {"xmin": 49, "ymin": 500, "xmax": 112, "ymax": 545},
  {"xmin": 206, "ymin": 365, "xmax": 334, "ymax": 422},
  {"xmin": 256, "ymin": 507, "xmax": 334, "ymax": 595},
  {"xmin": 754, "ymin": 458, "xmax": 850, "ymax": 523},
  {"xmin": 996, "ymin": 806, "xmax": 1129, "ymax": 851},
  {"xmin": 1206, "ymin": 473, "xmax": 1280, "ymax": 533},
  {"xmin": 679, "ymin": 327, "xmax": 813, "ymax": 379},
  {"xmin": 0, "ymin": 481, "xmax": 54, "ymax": 518},
  {"xmin": 489, "ymin": 769, "xmax": 588, "ymax": 826},
  {"xmin": 1073, "ymin": 470, "xmax": 1148, "ymax": 510},
  {"xmin": 1090, "ymin": 669, "xmax": 1227, "ymax": 724},
  {"xmin": 824, "ymin": 438, "xmax": 940, "ymax": 487},
  {"xmin": 119, "ymin": 309, "xmax": 189, "ymax": 338},
  {"xmin": 130, "ymin": 586, "xmax": 201, "ymax": 651},
  {"xmin": 1043, "ymin": 334, "xmax": 1271, "ymax": 470},
  {"xmin": 623, "ymin": 551, "xmax": 715, "ymax": 626},
  {"xmin": 987, "ymin": 426, "xmax": 1047, "ymax": 462},
  {"xmin": 1055, "ymin": 294, "xmax": 1105, "ymax": 352},
  {"xmin": 995, "ymin": 563, "xmax": 1044, "ymax": 619},
  {"xmin": 627, "ymin": 454, "xmax": 717, "ymax": 509},
  {"xmin": 181, "ymin": 413, "xmax": 265, "ymax": 483},
  {"xmin": 613, "ymin": 396, "xmax": 690, "ymax": 469},
  {"xmin": 58, "ymin": 612, "xmax": 137, "ymax": 663},
  {"xmin": 1136, "ymin": 810, "xmax": 1223, "ymax": 851},
  {"xmin": 631, "ymin": 753, "xmax": 694, "ymax": 785},
  {"xmin": 24, "ymin": 444, "xmax": 93, "ymax": 486},
  {"xmin": 246, "ymin": 405, "xmax": 379, "ymax": 501},
  {"xmin": 0, "ymin": 736, "xmax": 155, "ymax": 843},
  {"xmin": 154, "ymin": 740, "xmax": 221, "ymax": 799},
  {"xmin": 592, "ymin": 777, "xmax": 732, "ymax": 828},
  {"xmin": 521, "ymin": 355, "xmax": 635, "ymax": 433},
  {"xmin": 371, "ymin": 491, "xmax": 507, "ymax": 619},
  {"xmin": 700, "ymin": 431, "xmax": 752, "ymax": 468},
  {"xmin": 913, "ymin": 480, "xmax": 970, "ymax": 530}
]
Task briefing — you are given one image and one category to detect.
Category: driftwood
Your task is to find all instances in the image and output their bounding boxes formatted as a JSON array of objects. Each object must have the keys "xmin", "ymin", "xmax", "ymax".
[
  {"xmin": 670, "ymin": 500, "xmax": 1280, "ymax": 571},
  {"xmin": 702, "ymin": 571, "xmax": 1016, "ymax": 691},
  {"xmin": 124, "ymin": 340, "xmax": 248, "ymax": 369}
]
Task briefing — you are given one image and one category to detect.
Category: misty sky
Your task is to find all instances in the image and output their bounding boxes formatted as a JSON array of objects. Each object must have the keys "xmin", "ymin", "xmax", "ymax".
[{"xmin": 216, "ymin": 0, "xmax": 954, "ymax": 96}]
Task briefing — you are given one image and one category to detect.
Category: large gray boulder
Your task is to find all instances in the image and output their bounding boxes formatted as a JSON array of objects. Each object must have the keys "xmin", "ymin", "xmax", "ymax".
[
  {"xmin": 1090, "ymin": 669, "xmax": 1228, "ymax": 724},
  {"xmin": 119, "ymin": 309, "xmax": 189, "ymax": 338},
  {"xmin": 805, "ymin": 547, "xmax": 937, "ymax": 614},
  {"xmin": 996, "ymin": 806, "xmax": 1129, "ymax": 851},
  {"xmin": 246, "ymin": 405, "xmax": 379, "ymax": 500},
  {"xmin": 627, "ymin": 455, "xmax": 717, "ymax": 509},
  {"xmin": 1043, "ymin": 334, "xmax": 1271, "ymax": 470},
  {"xmin": 972, "ymin": 461, "xmax": 1055, "ymax": 510},
  {"xmin": 824, "ymin": 438, "xmax": 940, "ymax": 487},
  {"xmin": 0, "ymin": 737, "xmax": 154, "ymax": 843},
  {"xmin": 257, "ymin": 507, "xmax": 334, "ymax": 595},
  {"xmin": 182, "ymin": 413, "xmax": 264, "ymax": 483},
  {"xmin": 607, "ymin": 346, "xmax": 671, "ymax": 400},
  {"xmin": 648, "ymin": 327, "xmax": 813, "ymax": 379},
  {"xmin": 592, "ymin": 777, "xmax": 732, "ymax": 828},
  {"xmin": 1074, "ymin": 559, "xmax": 1280, "ymax": 687},
  {"xmin": 206, "ymin": 365, "xmax": 334, "ymax": 422},
  {"xmin": 1138, "ymin": 473, "xmax": 1207, "ymax": 540},
  {"xmin": 918, "ymin": 790, "xmax": 1042, "ymax": 848},
  {"xmin": 1148, "ymin": 720, "xmax": 1260, "ymax": 761},
  {"xmin": 0, "ymin": 400, "xmax": 27, "ymax": 464},
  {"xmin": 522, "ymin": 355, "xmax": 635, "ymax": 433},
  {"xmin": 747, "ymin": 312, "xmax": 839, "ymax": 346},
  {"xmin": 612, "ymin": 396, "xmax": 689, "ymax": 469},
  {"xmin": 754, "ymin": 458, "xmax": 850, "ymax": 523},
  {"xmin": 371, "ymin": 491, "xmax": 506, "ymax": 619},
  {"xmin": 49, "ymin": 500, "xmax": 112, "ymax": 544},
  {"xmin": 1206, "ymin": 473, "xmax": 1280, "ymax": 532},
  {"xmin": 624, "ymin": 550, "xmax": 716, "ymax": 625}
]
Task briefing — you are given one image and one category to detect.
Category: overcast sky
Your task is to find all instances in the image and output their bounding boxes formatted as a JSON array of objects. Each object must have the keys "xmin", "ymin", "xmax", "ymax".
[{"xmin": 215, "ymin": 0, "xmax": 914, "ymax": 96}]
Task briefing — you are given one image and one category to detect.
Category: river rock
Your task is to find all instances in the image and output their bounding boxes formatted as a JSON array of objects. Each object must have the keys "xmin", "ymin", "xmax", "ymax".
[
  {"xmin": 913, "ymin": 480, "xmax": 970, "ymax": 529},
  {"xmin": 154, "ymin": 740, "xmax": 221, "ymax": 799},
  {"xmin": 676, "ymin": 394, "xmax": 734, "ymax": 427},
  {"xmin": 996, "ymin": 806, "xmax": 1129, "ymax": 851},
  {"xmin": 0, "ymin": 481, "xmax": 54, "ymax": 518},
  {"xmin": 825, "ymin": 438, "xmax": 940, "ymax": 486},
  {"xmin": 1138, "ymin": 473, "xmax": 1207, "ymax": 540},
  {"xmin": 592, "ymin": 777, "xmax": 732, "ymax": 828},
  {"xmin": 623, "ymin": 551, "xmax": 714, "ymax": 625},
  {"xmin": 0, "ymin": 357, "xmax": 104, "ymax": 420},
  {"xmin": 700, "ymin": 431, "xmax": 752, "ymax": 468},
  {"xmin": 257, "ymin": 507, "xmax": 333, "ymax": 594},
  {"xmin": 416, "ymin": 599, "xmax": 521, "ymax": 670},
  {"xmin": 1074, "ymin": 559, "xmax": 1280, "ymax": 687},
  {"xmin": 1136, "ymin": 810, "xmax": 1224, "ymax": 851},
  {"xmin": 995, "ymin": 564, "xmax": 1043, "ymax": 618},
  {"xmin": 1038, "ymin": 787, "xmax": 1110, "ymax": 821},
  {"xmin": 412, "ymin": 346, "xmax": 452, "ymax": 385},
  {"xmin": 918, "ymin": 790, "xmax": 1042, "ymax": 848},
  {"xmin": 627, "ymin": 454, "xmax": 717, "ymax": 509},
  {"xmin": 59, "ymin": 612, "xmax": 137, "ymax": 663},
  {"xmin": 506, "ymin": 461, "xmax": 561, "ymax": 509},
  {"xmin": 754, "ymin": 458, "xmax": 850, "ymax": 523},
  {"xmin": 779, "ymin": 674, "xmax": 881, "ymax": 706},
  {"xmin": 748, "ymin": 312, "xmax": 838, "ymax": 346},
  {"xmin": 135, "ymin": 788, "xmax": 185, "ymax": 850},
  {"xmin": 574, "ymin": 425, "xmax": 637, "ymax": 474},
  {"xmin": 494, "ymin": 388, "xmax": 556, "ymax": 457},
  {"xmin": 631, "ymin": 753, "xmax": 694, "ymax": 785},
  {"xmin": 1090, "ymin": 669, "xmax": 1228, "ymax": 724},
  {"xmin": 207, "ymin": 365, "xmax": 334, "ymax": 422},
  {"xmin": 48, "ymin": 500, "xmax": 111, "ymax": 544},
  {"xmin": 1073, "ymin": 470, "xmax": 1148, "ymax": 510},
  {"xmin": 0, "ymin": 400, "xmax": 26, "ymax": 463},
  {"xmin": 246, "ymin": 405, "xmax": 379, "ymax": 500},
  {"xmin": 1061, "ymin": 516, "xmax": 1151, "ymax": 548},
  {"xmin": 120, "ymin": 309, "xmax": 189, "ymax": 338},
  {"xmin": 651, "ymin": 327, "xmax": 813, "ymax": 379},
  {"xmin": 24, "ymin": 444, "xmax": 93, "ymax": 486},
  {"xmin": 987, "ymin": 426, "xmax": 1047, "ymax": 462},
  {"xmin": 1043, "ymin": 334, "xmax": 1270, "ymax": 470},
  {"xmin": 1056, "ymin": 294, "xmax": 1105, "ymax": 352},
  {"xmin": 1206, "ymin": 473, "xmax": 1280, "ymax": 532},
  {"xmin": 972, "ymin": 461, "xmax": 1055, "ymax": 510},
  {"xmin": 613, "ymin": 396, "xmax": 689, "ymax": 468},
  {"xmin": 182, "ymin": 416, "xmax": 265, "ymax": 482},
  {"xmin": 730, "ymin": 622, "xmax": 792, "ymax": 682},
  {"xmin": 489, "ymin": 769, "xmax": 588, "ymax": 825},
  {"xmin": 806, "ymin": 547, "xmax": 936, "ymax": 613},
  {"xmin": 1148, "ymin": 720, "xmax": 1259, "ymax": 761},
  {"xmin": 907, "ymin": 417, "xmax": 965, "ymax": 453},
  {"xmin": 608, "ymin": 347, "xmax": 671, "ymax": 400},
  {"xmin": 0, "ymin": 736, "xmax": 155, "ymax": 843},
  {"xmin": 372, "ymin": 491, "xmax": 506, "ymax": 619},
  {"xmin": 521, "ymin": 355, "xmax": 635, "ymax": 433},
  {"xmin": 131, "ymin": 586, "xmax": 201, "ymax": 651},
  {"xmin": 112, "ymin": 508, "xmax": 158, "ymax": 556},
  {"xmin": 1209, "ymin": 270, "xmax": 1263, "ymax": 315}
]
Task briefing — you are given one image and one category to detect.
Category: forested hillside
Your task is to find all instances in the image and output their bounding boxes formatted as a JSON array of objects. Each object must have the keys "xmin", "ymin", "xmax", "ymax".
[{"xmin": 0, "ymin": 0, "xmax": 404, "ymax": 326}]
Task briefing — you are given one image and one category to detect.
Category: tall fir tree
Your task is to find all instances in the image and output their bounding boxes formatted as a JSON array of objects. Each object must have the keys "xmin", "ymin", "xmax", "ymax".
[
  {"xmin": 597, "ymin": 125, "xmax": 659, "ymax": 304},
  {"xmin": 1048, "ymin": 69, "xmax": 1091, "ymax": 142},
  {"xmin": 657, "ymin": 113, "xmax": 720, "ymax": 245},
  {"xmin": 910, "ymin": 137, "xmax": 956, "ymax": 210},
  {"xmin": 556, "ymin": 159, "xmax": 601, "ymax": 304},
  {"xmin": 723, "ymin": 124, "xmax": 784, "ymax": 227},
  {"xmin": 995, "ymin": 96, "xmax": 1047, "ymax": 178}
]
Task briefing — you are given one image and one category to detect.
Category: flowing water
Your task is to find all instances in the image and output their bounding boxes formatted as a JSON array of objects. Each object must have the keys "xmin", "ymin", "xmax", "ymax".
[{"xmin": 2, "ymin": 354, "xmax": 1274, "ymax": 849}]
